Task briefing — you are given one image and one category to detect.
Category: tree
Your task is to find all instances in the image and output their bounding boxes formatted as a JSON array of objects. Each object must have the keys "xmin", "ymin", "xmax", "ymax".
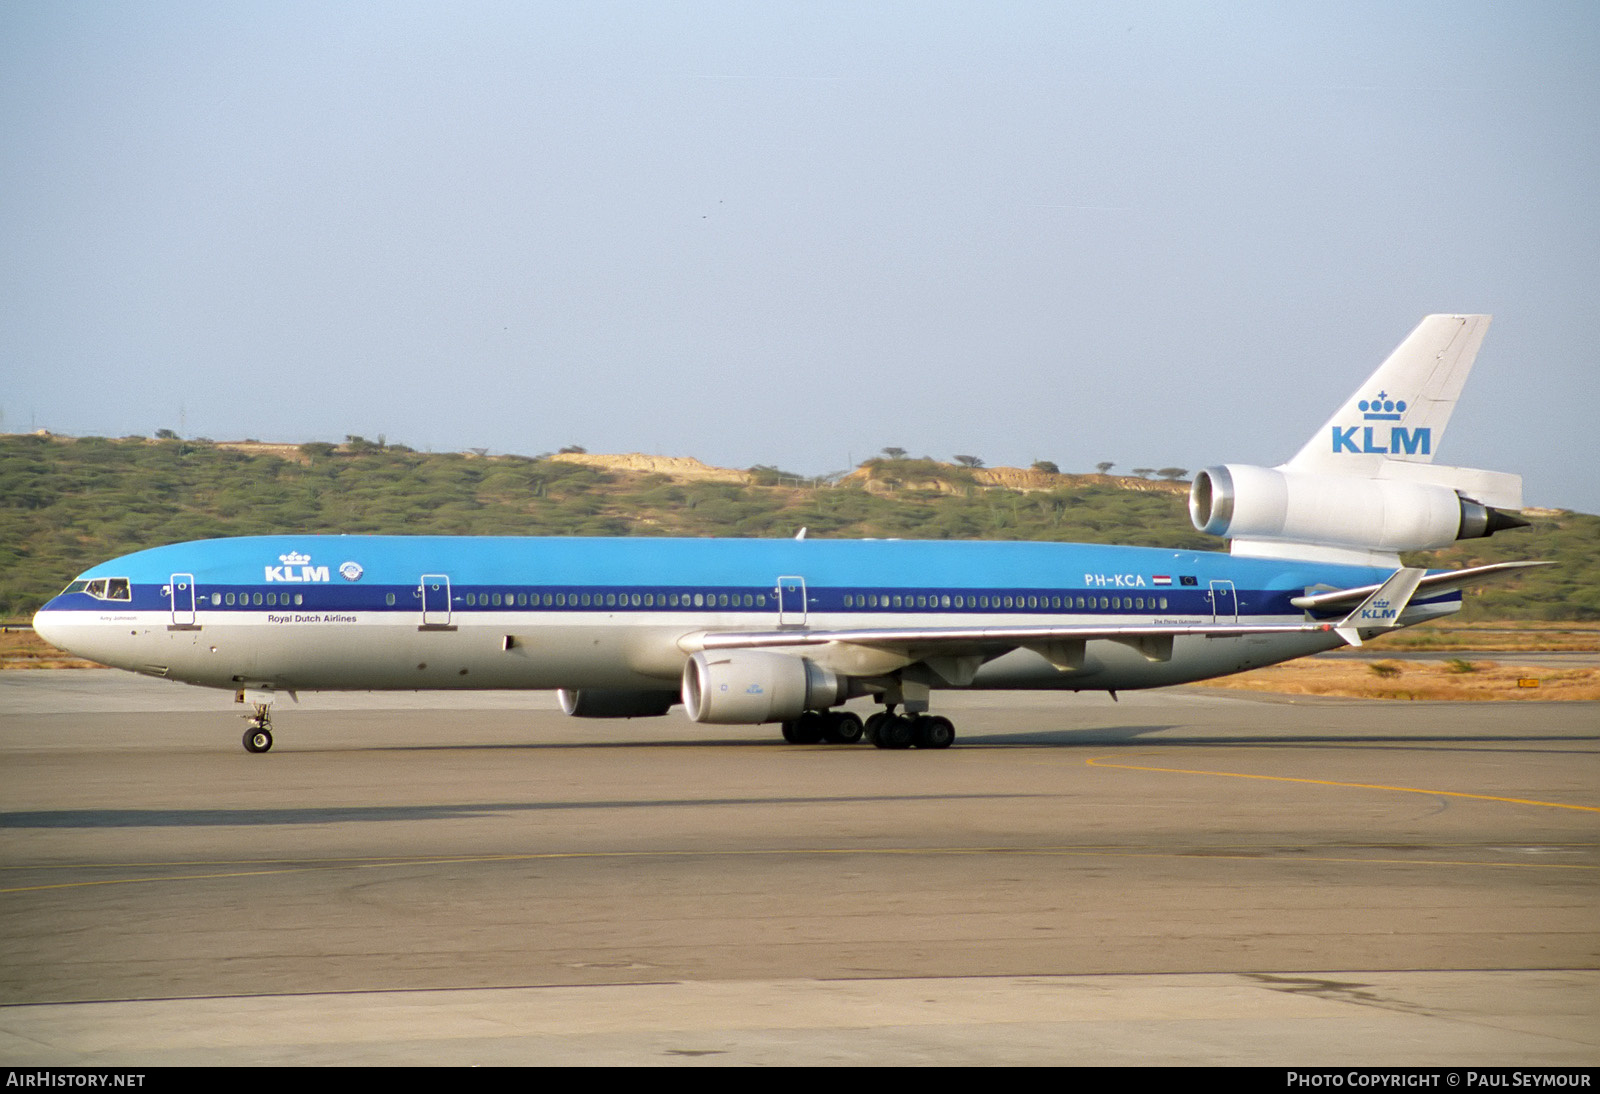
[
  {"xmin": 155, "ymin": 428, "xmax": 179, "ymax": 440},
  {"xmin": 1157, "ymin": 467, "xmax": 1189, "ymax": 481},
  {"xmin": 1031, "ymin": 460, "xmax": 1060, "ymax": 475},
  {"xmin": 881, "ymin": 447, "xmax": 907, "ymax": 460},
  {"xmin": 559, "ymin": 445, "xmax": 587, "ymax": 454},
  {"xmin": 1096, "ymin": 462, "xmax": 1115, "ymax": 475},
  {"xmin": 953, "ymin": 454, "xmax": 985, "ymax": 468},
  {"xmin": 1131, "ymin": 468, "xmax": 1155, "ymax": 479}
]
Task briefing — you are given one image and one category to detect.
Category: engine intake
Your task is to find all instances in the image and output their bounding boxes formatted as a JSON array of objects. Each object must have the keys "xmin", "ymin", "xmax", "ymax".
[{"xmin": 681, "ymin": 650, "xmax": 849, "ymax": 724}]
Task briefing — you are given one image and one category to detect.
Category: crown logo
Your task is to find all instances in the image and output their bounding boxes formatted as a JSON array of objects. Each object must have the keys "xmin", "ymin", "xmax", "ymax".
[
  {"xmin": 1357, "ymin": 390, "xmax": 1406, "ymax": 421},
  {"xmin": 279, "ymin": 551, "xmax": 311, "ymax": 565}
]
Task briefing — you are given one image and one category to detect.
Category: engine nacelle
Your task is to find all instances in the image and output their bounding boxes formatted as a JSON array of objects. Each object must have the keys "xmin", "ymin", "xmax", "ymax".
[
  {"xmin": 1190, "ymin": 464, "xmax": 1525, "ymax": 553},
  {"xmin": 681, "ymin": 650, "xmax": 849, "ymax": 724},
  {"xmin": 558, "ymin": 688, "xmax": 678, "ymax": 719}
]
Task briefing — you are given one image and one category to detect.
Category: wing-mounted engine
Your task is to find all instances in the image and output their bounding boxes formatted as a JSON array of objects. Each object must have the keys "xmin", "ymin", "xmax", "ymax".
[
  {"xmin": 680, "ymin": 650, "xmax": 852, "ymax": 724},
  {"xmin": 1190, "ymin": 463, "xmax": 1528, "ymax": 563},
  {"xmin": 558, "ymin": 688, "xmax": 678, "ymax": 718}
]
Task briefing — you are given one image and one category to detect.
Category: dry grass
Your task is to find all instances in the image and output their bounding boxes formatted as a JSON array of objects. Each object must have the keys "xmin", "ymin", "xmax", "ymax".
[
  {"xmin": 1372, "ymin": 621, "xmax": 1600, "ymax": 652},
  {"xmin": 1199, "ymin": 658, "xmax": 1600, "ymax": 701},
  {"xmin": 0, "ymin": 628, "xmax": 99, "ymax": 669}
]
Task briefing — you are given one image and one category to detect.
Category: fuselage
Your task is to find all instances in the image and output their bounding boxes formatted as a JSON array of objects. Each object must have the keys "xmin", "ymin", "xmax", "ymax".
[{"xmin": 31, "ymin": 534, "xmax": 1460, "ymax": 696}]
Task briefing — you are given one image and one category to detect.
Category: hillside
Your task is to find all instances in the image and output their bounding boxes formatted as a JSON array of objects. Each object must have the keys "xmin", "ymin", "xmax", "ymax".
[{"xmin": 2, "ymin": 432, "xmax": 1592, "ymax": 621}]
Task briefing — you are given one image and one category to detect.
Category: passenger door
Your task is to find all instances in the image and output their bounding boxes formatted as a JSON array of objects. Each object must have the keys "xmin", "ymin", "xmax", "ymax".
[{"xmin": 420, "ymin": 574, "xmax": 452, "ymax": 626}]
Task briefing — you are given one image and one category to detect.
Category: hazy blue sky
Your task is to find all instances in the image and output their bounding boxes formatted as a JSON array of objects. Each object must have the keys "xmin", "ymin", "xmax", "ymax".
[{"xmin": 4, "ymin": 2, "xmax": 1596, "ymax": 513}]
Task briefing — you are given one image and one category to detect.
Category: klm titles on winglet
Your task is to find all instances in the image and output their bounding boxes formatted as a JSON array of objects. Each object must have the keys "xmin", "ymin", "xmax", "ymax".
[{"xmin": 1358, "ymin": 596, "xmax": 1398, "ymax": 622}]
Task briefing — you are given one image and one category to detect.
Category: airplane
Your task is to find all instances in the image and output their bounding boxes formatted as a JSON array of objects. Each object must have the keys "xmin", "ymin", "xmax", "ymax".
[{"xmin": 32, "ymin": 314, "xmax": 1545, "ymax": 754}]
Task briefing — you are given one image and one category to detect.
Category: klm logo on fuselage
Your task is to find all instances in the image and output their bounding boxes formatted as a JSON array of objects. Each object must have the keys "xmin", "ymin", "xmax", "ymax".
[
  {"xmin": 1332, "ymin": 389, "xmax": 1430, "ymax": 455},
  {"xmin": 265, "ymin": 551, "xmax": 330, "ymax": 583}
]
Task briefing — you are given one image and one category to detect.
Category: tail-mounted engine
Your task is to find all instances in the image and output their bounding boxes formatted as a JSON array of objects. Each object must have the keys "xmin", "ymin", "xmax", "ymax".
[{"xmin": 1190, "ymin": 464, "xmax": 1527, "ymax": 555}]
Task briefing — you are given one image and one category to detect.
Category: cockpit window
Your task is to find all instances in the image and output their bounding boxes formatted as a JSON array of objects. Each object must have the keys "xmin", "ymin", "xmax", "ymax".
[
  {"xmin": 77, "ymin": 578, "xmax": 132, "ymax": 601},
  {"xmin": 64, "ymin": 580, "xmax": 89, "ymax": 595}
]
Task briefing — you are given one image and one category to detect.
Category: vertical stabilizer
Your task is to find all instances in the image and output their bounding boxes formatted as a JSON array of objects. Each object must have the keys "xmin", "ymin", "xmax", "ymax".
[{"xmin": 1287, "ymin": 315, "xmax": 1490, "ymax": 474}]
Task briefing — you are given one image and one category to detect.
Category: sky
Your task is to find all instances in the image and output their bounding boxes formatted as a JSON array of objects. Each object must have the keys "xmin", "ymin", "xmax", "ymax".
[{"xmin": 3, "ymin": 1, "xmax": 1597, "ymax": 513}]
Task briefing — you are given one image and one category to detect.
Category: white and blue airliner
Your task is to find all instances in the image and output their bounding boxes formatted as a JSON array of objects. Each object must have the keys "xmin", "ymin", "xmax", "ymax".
[{"xmin": 34, "ymin": 316, "xmax": 1542, "ymax": 752}]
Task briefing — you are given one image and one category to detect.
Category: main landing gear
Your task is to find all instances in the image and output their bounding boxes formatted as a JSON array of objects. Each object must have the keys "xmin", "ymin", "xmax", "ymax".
[
  {"xmin": 864, "ymin": 711, "xmax": 955, "ymax": 750},
  {"xmin": 242, "ymin": 702, "xmax": 273, "ymax": 753},
  {"xmin": 778, "ymin": 708, "xmax": 956, "ymax": 749},
  {"xmin": 780, "ymin": 709, "xmax": 865, "ymax": 744}
]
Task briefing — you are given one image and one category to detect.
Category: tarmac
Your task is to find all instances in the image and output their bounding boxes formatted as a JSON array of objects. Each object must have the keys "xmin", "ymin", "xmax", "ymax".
[{"xmin": 1, "ymin": 670, "xmax": 1595, "ymax": 1065}]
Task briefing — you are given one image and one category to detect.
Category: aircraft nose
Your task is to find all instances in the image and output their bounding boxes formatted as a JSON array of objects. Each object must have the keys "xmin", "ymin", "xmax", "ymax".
[{"xmin": 31, "ymin": 604, "xmax": 70, "ymax": 652}]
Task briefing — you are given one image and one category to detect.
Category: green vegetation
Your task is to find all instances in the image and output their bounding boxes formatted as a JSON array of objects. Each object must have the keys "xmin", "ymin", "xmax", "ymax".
[{"xmin": 1, "ymin": 433, "xmax": 1593, "ymax": 622}]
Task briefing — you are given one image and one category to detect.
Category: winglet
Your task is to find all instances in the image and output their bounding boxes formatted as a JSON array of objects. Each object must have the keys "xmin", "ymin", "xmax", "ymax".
[{"xmin": 1334, "ymin": 567, "xmax": 1427, "ymax": 647}]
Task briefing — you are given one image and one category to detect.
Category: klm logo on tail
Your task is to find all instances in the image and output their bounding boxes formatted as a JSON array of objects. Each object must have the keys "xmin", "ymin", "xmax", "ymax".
[{"xmin": 1331, "ymin": 389, "xmax": 1430, "ymax": 455}]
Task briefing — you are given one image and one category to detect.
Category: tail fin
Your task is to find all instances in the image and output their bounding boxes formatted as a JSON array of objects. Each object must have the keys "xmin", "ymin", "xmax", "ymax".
[
  {"xmin": 1190, "ymin": 314, "xmax": 1527, "ymax": 565},
  {"xmin": 1287, "ymin": 315, "xmax": 1490, "ymax": 474}
]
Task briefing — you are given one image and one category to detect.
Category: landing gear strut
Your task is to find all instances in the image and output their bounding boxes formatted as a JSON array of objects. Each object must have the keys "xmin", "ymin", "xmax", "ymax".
[{"xmin": 242, "ymin": 703, "xmax": 273, "ymax": 753}]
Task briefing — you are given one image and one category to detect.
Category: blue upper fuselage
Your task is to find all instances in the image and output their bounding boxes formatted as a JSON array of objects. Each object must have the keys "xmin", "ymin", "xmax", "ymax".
[{"xmin": 39, "ymin": 535, "xmax": 1421, "ymax": 622}]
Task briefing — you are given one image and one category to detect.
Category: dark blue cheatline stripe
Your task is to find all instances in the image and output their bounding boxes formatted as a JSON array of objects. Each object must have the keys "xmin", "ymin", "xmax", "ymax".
[{"xmin": 46, "ymin": 582, "xmax": 1364, "ymax": 620}]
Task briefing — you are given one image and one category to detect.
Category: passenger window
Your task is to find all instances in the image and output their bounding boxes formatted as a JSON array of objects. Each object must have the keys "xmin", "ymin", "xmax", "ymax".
[
  {"xmin": 211, "ymin": 593, "xmax": 221, "ymax": 606},
  {"xmin": 386, "ymin": 593, "xmax": 396, "ymax": 606}
]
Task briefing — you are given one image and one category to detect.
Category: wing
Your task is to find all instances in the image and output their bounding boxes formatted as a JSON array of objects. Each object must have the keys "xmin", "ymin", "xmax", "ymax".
[
  {"xmin": 680, "ymin": 563, "xmax": 1533, "ymax": 675},
  {"xmin": 1289, "ymin": 560, "xmax": 1553, "ymax": 612}
]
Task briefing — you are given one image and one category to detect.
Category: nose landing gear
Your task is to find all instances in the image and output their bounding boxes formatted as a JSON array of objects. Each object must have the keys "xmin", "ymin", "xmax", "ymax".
[{"xmin": 242, "ymin": 703, "xmax": 273, "ymax": 753}]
